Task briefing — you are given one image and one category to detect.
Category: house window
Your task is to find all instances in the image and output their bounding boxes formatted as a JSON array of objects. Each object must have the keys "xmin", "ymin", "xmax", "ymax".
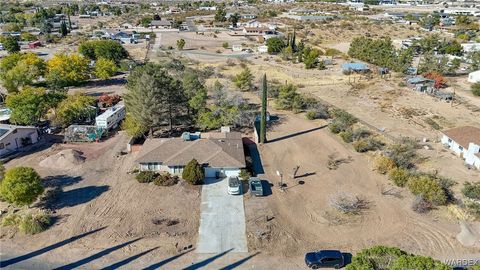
[
  {"xmin": 148, "ymin": 163, "xmax": 157, "ymax": 170},
  {"xmin": 448, "ymin": 138, "xmax": 452, "ymax": 143},
  {"xmin": 459, "ymin": 146, "xmax": 464, "ymax": 151}
]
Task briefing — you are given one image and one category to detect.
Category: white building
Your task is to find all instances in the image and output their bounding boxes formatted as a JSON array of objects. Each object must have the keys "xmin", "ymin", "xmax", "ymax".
[
  {"xmin": 441, "ymin": 126, "xmax": 480, "ymax": 170},
  {"xmin": 461, "ymin": 43, "xmax": 480, "ymax": 53},
  {"xmin": 468, "ymin": 70, "xmax": 480, "ymax": 83},
  {"xmin": 136, "ymin": 130, "xmax": 245, "ymax": 178},
  {"xmin": 232, "ymin": 44, "xmax": 243, "ymax": 52},
  {"xmin": 0, "ymin": 124, "xmax": 40, "ymax": 157},
  {"xmin": 95, "ymin": 104, "xmax": 125, "ymax": 130}
]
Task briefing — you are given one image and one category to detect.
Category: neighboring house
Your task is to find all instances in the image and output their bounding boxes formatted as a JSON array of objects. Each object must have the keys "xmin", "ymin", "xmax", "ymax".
[
  {"xmin": 0, "ymin": 124, "xmax": 39, "ymax": 157},
  {"xmin": 441, "ymin": 126, "xmax": 480, "ymax": 170},
  {"xmin": 149, "ymin": 20, "xmax": 172, "ymax": 29},
  {"xmin": 136, "ymin": 130, "xmax": 246, "ymax": 178},
  {"xmin": 406, "ymin": 76, "xmax": 435, "ymax": 93},
  {"xmin": 468, "ymin": 70, "xmax": 480, "ymax": 83},
  {"xmin": 341, "ymin": 62, "xmax": 369, "ymax": 73}
]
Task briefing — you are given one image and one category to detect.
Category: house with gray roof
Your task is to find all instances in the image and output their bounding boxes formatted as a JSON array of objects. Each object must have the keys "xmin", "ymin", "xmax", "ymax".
[
  {"xmin": 135, "ymin": 130, "xmax": 246, "ymax": 178},
  {"xmin": 0, "ymin": 124, "xmax": 39, "ymax": 157}
]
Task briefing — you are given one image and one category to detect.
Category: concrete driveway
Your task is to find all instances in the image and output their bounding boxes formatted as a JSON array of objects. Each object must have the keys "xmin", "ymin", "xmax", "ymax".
[{"xmin": 196, "ymin": 178, "xmax": 248, "ymax": 254}]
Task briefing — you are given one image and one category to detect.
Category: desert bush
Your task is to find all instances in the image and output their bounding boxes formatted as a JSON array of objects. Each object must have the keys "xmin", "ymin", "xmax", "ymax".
[
  {"xmin": 384, "ymin": 140, "xmax": 417, "ymax": 169},
  {"xmin": 388, "ymin": 167, "xmax": 410, "ymax": 187},
  {"xmin": 407, "ymin": 175, "xmax": 448, "ymax": 205},
  {"xmin": 353, "ymin": 137, "xmax": 384, "ymax": 153},
  {"xmin": 238, "ymin": 169, "xmax": 250, "ymax": 181},
  {"xmin": 346, "ymin": 246, "xmax": 450, "ymax": 270},
  {"xmin": 1, "ymin": 213, "xmax": 21, "ymax": 227},
  {"xmin": 352, "ymin": 128, "xmax": 371, "ymax": 141},
  {"xmin": 136, "ymin": 171, "xmax": 158, "ymax": 183},
  {"xmin": 329, "ymin": 109, "xmax": 357, "ymax": 134},
  {"xmin": 339, "ymin": 129, "xmax": 353, "ymax": 143},
  {"xmin": 18, "ymin": 212, "xmax": 52, "ymax": 235},
  {"xmin": 374, "ymin": 156, "xmax": 397, "ymax": 174},
  {"xmin": 471, "ymin": 82, "xmax": 480, "ymax": 96},
  {"xmin": 153, "ymin": 173, "xmax": 179, "ymax": 186},
  {"xmin": 465, "ymin": 200, "xmax": 480, "ymax": 217},
  {"xmin": 305, "ymin": 103, "xmax": 330, "ymax": 120},
  {"xmin": 462, "ymin": 181, "xmax": 480, "ymax": 200},
  {"xmin": 329, "ymin": 192, "xmax": 369, "ymax": 214},
  {"xmin": 0, "ymin": 167, "xmax": 44, "ymax": 206},
  {"xmin": 411, "ymin": 195, "xmax": 432, "ymax": 213}
]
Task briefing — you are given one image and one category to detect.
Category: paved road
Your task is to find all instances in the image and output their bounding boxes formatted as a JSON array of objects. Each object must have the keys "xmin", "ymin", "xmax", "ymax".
[{"xmin": 197, "ymin": 177, "xmax": 248, "ymax": 254}]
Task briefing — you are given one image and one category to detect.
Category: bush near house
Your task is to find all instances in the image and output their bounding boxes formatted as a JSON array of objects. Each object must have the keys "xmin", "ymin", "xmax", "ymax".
[
  {"xmin": 153, "ymin": 173, "xmax": 179, "ymax": 186},
  {"xmin": 136, "ymin": 171, "xmax": 158, "ymax": 183},
  {"xmin": 472, "ymin": 83, "xmax": 480, "ymax": 96},
  {"xmin": 182, "ymin": 159, "xmax": 204, "ymax": 185}
]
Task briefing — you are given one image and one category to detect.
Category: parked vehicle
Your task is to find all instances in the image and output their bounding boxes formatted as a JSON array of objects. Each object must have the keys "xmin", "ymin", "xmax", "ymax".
[
  {"xmin": 305, "ymin": 250, "xmax": 344, "ymax": 269},
  {"xmin": 249, "ymin": 178, "xmax": 263, "ymax": 196},
  {"xmin": 228, "ymin": 176, "xmax": 242, "ymax": 195}
]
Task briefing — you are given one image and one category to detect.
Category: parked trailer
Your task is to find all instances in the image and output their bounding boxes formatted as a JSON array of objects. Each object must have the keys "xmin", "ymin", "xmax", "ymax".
[{"xmin": 95, "ymin": 104, "xmax": 125, "ymax": 130}]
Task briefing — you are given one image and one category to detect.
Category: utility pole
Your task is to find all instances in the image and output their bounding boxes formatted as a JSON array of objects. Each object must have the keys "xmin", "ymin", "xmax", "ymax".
[{"xmin": 260, "ymin": 74, "xmax": 267, "ymax": 144}]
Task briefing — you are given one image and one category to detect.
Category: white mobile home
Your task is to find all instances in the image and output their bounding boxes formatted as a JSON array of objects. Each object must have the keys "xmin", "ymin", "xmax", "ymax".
[
  {"xmin": 95, "ymin": 104, "xmax": 125, "ymax": 130},
  {"xmin": 441, "ymin": 126, "xmax": 480, "ymax": 170},
  {"xmin": 468, "ymin": 70, "xmax": 480, "ymax": 83}
]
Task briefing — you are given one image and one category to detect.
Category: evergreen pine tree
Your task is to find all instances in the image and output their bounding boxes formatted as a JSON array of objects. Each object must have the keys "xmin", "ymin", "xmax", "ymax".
[
  {"xmin": 60, "ymin": 21, "xmax": 68, "ymax": 37},
  {"xmin": 291, "ymin": 29, "xmax": 296, "ymax": 52}
]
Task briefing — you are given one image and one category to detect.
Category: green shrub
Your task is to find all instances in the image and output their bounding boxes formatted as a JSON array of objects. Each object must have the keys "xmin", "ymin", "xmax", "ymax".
[
  {"xmin": 352, "ymin": 128, "xmax": 371, "ymax": 141},
  {"xmin": 1, "ymin": 213, "xmax": 21, "ymax": 227},
  {"xmin": 153, "ymin": 173, "xmax": 179, "ymax": 186},
  {"xmin": 353, "ymin": 138, "xmax": 384, "ymax": 153},
  {"xmin": 388, "ymin": 167, "xmax": 410, "ymax": 187},
  {"xmin": 384, "ymin": 140, "xmax": 417, "ymax": 169},
  {"xmin": 136, "ymin": 171, "xmax": 158, "ymax": 183},
  {"xmin": 374, "ymin": 156, "xmax": 397, "ymax": 174},
  {"xmin": 182, "ymin": 159, "xmax": 204, "ymax": 185},
  {"xmin": 462, "ymin": 181, "xmax": 480, "ymax": 200},
  {"xmin": 222, "ymin": 42, "xmax": 229, "ymax": 49},
  {"xmin": 471, "ymin": 82, "xmax": 480, "ymax": 96},
  {"xmin": 329, "ymin": 109, "xmax": 357, "ymax": 134},
  {"xmin": 238, "ymin": 169, "xmax": 250, "ymax": 181},
  {"xmin": 466, "ymin": 201, "xmax": 480, "ymax": 217},
  {"xmin": 407, "ymin": 175, "xmax": 447, "ymax": 205},
  {"xmin": 339, "ymin": 130, "xmax": 353, "ymax": 143},
  {"xmin": 0, "ymin": 167, "xmax": 44, "ymax": 206},
  {"xmin": 19, "ymin": 212, "xmax": 52, "ymax": 235},
  {"xmin": 346, "ymin": 245, "xmax": 450, "ymax": 270}
]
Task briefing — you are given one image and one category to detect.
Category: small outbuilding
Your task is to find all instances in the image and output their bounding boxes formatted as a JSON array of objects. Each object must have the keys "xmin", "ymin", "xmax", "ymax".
[
  {"xmin": 341, "ymin": 62, "xmax": 369, "ymax": 74},
  {"xmin": 468, "ymin": 70, "xmax": 480, "ymax": 83},
  {"xmin": 406, "ymin": 76, "xmax": 435, "ymax": 93}
]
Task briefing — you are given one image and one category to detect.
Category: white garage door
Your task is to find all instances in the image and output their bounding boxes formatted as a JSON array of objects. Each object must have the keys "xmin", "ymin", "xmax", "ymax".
[
  {"xmin": 223, "ymin": 169, "xmax": 240, "ymax": 177},
  {"xmin": 204, "ymin": 167, "xmax": 220, "ymax": 178}
]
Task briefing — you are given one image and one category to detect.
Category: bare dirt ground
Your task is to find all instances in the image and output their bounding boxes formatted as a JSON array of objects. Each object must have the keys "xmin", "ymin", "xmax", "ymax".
[
  {"xmin": 0, "ymin": 132, "xmax": 202, "ymax": 269},
  {"xmin": 244, "ymin": 107, "xmax": 479, "ymax": 260}
]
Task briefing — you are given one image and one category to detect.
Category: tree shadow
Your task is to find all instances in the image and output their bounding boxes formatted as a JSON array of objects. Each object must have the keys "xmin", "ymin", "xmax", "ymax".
[
  {"xmin": 53, "ymin": 238, "xmax": 142, "ymax": 270},
  {"xmin": 0, "ymin": 227, "xmax": 106, "ymax": 268},
  {"xmin": 219, "ymin": 252, "xmax": 260, "ymax": 270},
  {"xmin": 267, "ymin": 125, "xmax": 327, "ymax": 144},
  {"xmin": 39, "ymin": 185, "xmax": 110, "ymax": 210},
  {"xmin": 43, "ymin": 175, "xmax": 83, "ymax": 188},
  {"xmin": 182, "ymin": 248, "xmax": 233, "ymax": 270},
  {"xmin": 260, "ymin": 180, "xmax": 272, "ymax": 196},
  {"xmin": 142, "ymin": 248, "xmax": 194, "ymax": 270},
  {"xmin": 100, "ymin": 247, "xmax": 159, "ymax": 270}
]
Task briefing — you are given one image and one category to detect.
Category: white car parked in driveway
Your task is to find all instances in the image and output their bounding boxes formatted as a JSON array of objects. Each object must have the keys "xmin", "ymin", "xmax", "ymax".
[{"xmin": 228, "ymin": 176, "xmax": 242, "ymax": 195}]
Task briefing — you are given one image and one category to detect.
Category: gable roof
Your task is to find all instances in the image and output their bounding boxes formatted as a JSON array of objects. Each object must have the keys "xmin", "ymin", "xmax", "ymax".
[
  {"xmin": 442, "ymin": 126, "xmax": 480, "ymax": 148},
  {"xmin": 135, "ymin": 132, "xmax": 245, "ymax": 168}
]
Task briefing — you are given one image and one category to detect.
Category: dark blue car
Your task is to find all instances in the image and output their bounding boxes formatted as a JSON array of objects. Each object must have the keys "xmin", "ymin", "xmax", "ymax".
[{"xmin": 305, "ymin": 250, "xmax": 344, "ymax": 269}]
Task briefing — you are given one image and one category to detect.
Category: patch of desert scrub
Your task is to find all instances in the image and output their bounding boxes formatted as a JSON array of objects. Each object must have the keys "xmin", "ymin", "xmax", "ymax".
[
  {"xmin": 329, "ymin": 192, "xmax": 369, "ymax": 215},
  {"xmin": 388, "ymin": 167, "xmax": 410, "ymax": 187},
  {"xmin": 374, "ymin": 156, "xmax": 397, "ymax": 174},
  {"xmin": 19, "ymin": 212, "xmax": 52, "ymax": 235}
]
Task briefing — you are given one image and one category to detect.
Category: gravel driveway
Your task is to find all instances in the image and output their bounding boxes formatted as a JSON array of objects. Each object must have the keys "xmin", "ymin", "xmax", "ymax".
[{"xmin": 196, "ymin": 177, "xmax": 248, "ymax": 253}]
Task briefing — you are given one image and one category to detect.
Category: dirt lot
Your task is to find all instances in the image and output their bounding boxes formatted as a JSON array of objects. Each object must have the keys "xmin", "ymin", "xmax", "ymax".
[{"xmin": 0, "ymin": 132, "xmax": 201, "ymax": 269}]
